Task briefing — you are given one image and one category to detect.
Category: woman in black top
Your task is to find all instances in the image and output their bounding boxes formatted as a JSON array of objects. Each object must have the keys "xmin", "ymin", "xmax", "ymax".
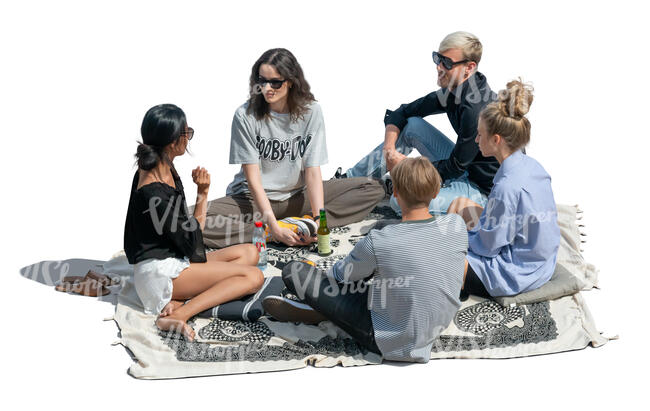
[{"xmin": 124, "ymin": 104, "xmax": 264, "ymax": 341}]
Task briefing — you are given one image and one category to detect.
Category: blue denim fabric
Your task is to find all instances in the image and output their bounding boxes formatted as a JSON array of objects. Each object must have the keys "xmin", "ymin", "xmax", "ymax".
[
  {"xmin": 346, "ymin": 117, "xmax": 454, "ymax": 178},
  {"xmin": 390, "ymin": 174, "xmax": 487, "ymax": 216},
  {"xmin": 346, "ymin": 117, "xmax": 487, "ymax": 214}
]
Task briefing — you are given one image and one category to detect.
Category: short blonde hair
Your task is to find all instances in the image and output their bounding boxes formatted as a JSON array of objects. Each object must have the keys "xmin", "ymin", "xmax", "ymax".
[
  {"xmin": 391, "ymin": 157, "xmax": 441, "ymax": 209},
  {"xmin": 439, "ymin": 31, "xmax": 482, "ymax": 64}
]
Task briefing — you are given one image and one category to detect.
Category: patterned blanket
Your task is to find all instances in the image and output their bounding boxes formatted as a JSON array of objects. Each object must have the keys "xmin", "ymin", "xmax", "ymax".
[{"xmin": 108, "ymin": 203, "xmax": 607, "ymax": 379}]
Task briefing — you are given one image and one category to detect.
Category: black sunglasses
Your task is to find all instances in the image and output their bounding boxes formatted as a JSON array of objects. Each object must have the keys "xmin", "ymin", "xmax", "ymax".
[
  {"xmin": 257, "ymin": 76, "xmax": 287, "ymax": 90},
  {"xmin": 181, "ymin": 127, "xmax": 194, "ymax": 140},
  {"xmin": 432, "ymin": 51, "xmax": 470, "ymax": 70}
]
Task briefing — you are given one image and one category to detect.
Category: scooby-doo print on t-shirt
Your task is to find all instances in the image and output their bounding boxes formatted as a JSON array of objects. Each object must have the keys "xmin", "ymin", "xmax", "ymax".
[{"xmin": 226, "ymin": 102, "xmax": 328, "ymax": 201}]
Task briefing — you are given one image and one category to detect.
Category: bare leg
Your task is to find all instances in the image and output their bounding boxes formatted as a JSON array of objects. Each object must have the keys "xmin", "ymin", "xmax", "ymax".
[
  {"xmin": 160, "ymin": 300, "xmax": 185, "ymax": 317},
  {"xmin": 448, "ymin": 197, "xmax": 483, "ymax": 230},
  {"xmin": 156, "ymin": 261, "xmax": 264, "ymax": 341},
  {"xmin": 206, "ymin": 243, "xmax": 259, "ymax": 266}
]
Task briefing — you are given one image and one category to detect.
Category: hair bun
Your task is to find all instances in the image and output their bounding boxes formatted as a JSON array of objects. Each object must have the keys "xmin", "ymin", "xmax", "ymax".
[
  {"xmin": 135, "ymin": 143, "xmax": 160, "ymax": 170},
  {"xmin": 497, "ymin": 78, "xmax": 534, "ymax": 119}
]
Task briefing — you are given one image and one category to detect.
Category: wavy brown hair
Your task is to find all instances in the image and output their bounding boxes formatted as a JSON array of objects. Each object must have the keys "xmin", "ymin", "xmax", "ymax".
[{"xmin": 247, "ymin": 48, "xmax": 315, "ymax": 122}]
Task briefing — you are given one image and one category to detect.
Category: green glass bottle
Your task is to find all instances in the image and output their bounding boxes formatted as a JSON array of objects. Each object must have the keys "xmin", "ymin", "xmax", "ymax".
[{"xmin": 317, "ymin": 208, "xmax": 331, "ymax": 256}]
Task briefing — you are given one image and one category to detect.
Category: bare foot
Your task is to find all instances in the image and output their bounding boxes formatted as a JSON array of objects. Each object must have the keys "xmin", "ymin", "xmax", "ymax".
[
  {"xmin": 156, "ymin": 316, "xmax": 196, "ymax": 341},
  {"xmin": 160, "ymin": 300, "xmax": 184, "ymax": 317}
]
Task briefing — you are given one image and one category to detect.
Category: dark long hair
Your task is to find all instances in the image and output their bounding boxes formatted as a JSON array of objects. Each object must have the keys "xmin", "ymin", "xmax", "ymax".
[
  {"xmin": 135, "ymin": 104, "xmax": 187, "ymax": 173},
  {"xmin": 247, "ymin": 48, "xmax": 315, "ymax": 122}
]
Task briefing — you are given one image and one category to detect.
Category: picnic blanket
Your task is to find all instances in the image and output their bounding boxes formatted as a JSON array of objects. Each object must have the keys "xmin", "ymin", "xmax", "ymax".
[{"xmin": 105, "ymin": 203, "xmax": 608, "ymax": 379}]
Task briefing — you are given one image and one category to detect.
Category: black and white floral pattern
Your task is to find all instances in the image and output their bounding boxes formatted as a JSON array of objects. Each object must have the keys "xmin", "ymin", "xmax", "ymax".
[
  {"xmin": 161, "ymin": 324, "xmax": 370, "ymax": 363},
  {"xmin": 315, "ymin": 254, "xmax": 346, "ymax": 270},
  {"xmin": 455, "ymin": 300, "xmax": 525, "ymax": 336},
  {"xmin": 159, "ymin": 299, "xmax": 559, "ymax": 362},
  {"xmin": 197, "ymin": 319, "xmax": 274, "ymax": 343},
  {"xmin": 432, "ymin": 301, "xmax": 558, "ymax": 352}
]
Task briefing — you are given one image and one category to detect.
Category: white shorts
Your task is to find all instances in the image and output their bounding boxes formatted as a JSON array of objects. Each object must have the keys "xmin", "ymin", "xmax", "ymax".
[{"xmin": 133, "ymin": 257, "xmax": 190, "ymax": 315}]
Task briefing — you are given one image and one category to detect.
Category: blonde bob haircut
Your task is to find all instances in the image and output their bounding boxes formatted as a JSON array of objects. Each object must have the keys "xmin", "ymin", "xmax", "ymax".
[
  {"xmin": 391, "ymin": 157, "xmax": 441, "ymax": 209},
  {"xmin": 439, "ymin": 31, "xmax": 483, "ymax": 65}
]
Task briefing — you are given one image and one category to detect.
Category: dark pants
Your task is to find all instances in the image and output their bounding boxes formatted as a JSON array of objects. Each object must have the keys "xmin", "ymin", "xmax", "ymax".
[
  {"xmin": 460, "ymin": 263, "xmax": 491, "ymax": 301},
  {"xmin": 281, "ymin": 261, "xmax": 381, "ymax": 355}
]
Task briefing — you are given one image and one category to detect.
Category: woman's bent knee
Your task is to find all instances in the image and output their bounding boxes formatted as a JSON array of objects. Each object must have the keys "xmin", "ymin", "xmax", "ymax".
[
  {"xmin": 247, "ymin": 267, "xmax": 264, "ymax": 292},
  {"xmin": 244, "ymin": 243, "xmax": 259, "ymax": 265}
]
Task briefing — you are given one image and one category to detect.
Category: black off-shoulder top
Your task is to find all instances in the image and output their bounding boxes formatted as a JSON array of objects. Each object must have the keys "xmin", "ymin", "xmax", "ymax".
[{"xmin": 123, "ymin": 170, "xmax": 206, "ymax": 265}]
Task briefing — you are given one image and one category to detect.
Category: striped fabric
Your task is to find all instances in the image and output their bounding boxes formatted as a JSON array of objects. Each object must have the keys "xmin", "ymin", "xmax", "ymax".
[{"xmin": 329, "ymin": 214, "xmax": 468, "ymax": 362}]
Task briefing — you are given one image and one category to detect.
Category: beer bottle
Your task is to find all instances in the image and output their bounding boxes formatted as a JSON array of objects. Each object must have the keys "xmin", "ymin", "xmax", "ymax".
[{"xmin": 317, "ymin": 208, "xmax": 331, "ymax": 256}]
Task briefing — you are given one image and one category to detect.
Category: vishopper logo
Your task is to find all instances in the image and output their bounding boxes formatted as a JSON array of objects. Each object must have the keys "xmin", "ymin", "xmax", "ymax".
[
  {"xmin": 250, "ymin": 83, "xmax": 266, "ymax": 96},
  {"xmin": 475, "ymin": 197, "xmax": 559, "ymax": 245},
  {"xmin": 160, "ymin": 331, "xmax": 270, "ymax": 362},
  {"xmin": 434, "ymin": 71, "xmax": 496, "ymax": 107},
  {"xmin": 204, "ymin": 210, "xmax": 264, "ymax": 230},
  {"xmin": 287, "ymin": 262, "xmax": 416, "ymax": 311},
  {"xmin": 144, "ymin": 196, "xmax": 266, "ymax": 245},
  {"xmin": 22, "ymin": 260, "xmax": 70, "ymax": 286},
  {"xmin": 143, "ymin": 195, "xmax": 199, "ymax": 235}
]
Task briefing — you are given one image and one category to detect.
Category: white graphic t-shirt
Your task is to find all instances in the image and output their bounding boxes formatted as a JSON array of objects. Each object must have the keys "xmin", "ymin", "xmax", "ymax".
[{"xmin": 226, "ymin": 102, "xmax": 328, "ymax": 201}]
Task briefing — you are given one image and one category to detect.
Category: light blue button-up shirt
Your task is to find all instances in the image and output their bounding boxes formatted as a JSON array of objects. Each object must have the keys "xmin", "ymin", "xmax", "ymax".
[{"xmin": 467, "ymin": 150, "xmax": 560, "ymax": 297}]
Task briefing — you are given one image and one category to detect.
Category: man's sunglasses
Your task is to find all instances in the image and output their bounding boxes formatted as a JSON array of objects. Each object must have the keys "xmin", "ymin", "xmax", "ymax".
[
  {"xmin": 181, "ymin": 127, "xmax": 194, "ymax": 140},
  {"xmin": 257, "ymin": 76, "xmax": 288, "ymax": 89},
  {"xmin": 432, "ymin": 51, "xmax": 470, "ymax": 70}
]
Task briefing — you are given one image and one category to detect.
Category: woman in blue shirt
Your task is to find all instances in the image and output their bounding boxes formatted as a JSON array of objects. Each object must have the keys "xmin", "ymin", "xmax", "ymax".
[{"xmin": 448, "ymin": 79, "xmax": 560, "ymax": 298}]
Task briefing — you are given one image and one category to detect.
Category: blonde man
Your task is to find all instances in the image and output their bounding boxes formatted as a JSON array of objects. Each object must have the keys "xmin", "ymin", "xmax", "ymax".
[
  {"xmin": 264, "ymin": 157, "xmax": 468, "ymax": 363},
  {"xmin": 336, "ymin": 31, "xmax": 499, "ymax": 216}
]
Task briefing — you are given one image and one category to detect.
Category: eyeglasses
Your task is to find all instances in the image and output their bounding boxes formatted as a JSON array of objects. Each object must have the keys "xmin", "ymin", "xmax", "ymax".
[
  {"xmin": 256, "ymin": 76, "xmax": 287, "ymax": 89},
  {"xmin": 181, "ymin": 127, "xmax": 194, "ymax": 140},
  {"xmin": 432, "ymin": 51, "xmax": 470, "ymax": 70}
]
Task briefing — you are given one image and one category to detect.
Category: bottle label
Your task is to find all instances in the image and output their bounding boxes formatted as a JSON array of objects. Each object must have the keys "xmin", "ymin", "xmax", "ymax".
[
  {"xmin": 318, "ymin": 234, "xmax": 331, "ymax": 255},
  {"xmin": 254, "ymin": 241, "xmax": 266, "ymax": 253}
]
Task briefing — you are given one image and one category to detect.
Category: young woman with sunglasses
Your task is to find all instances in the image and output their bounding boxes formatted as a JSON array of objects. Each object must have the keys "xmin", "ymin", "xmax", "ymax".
[
  {"xmin": 447, "ymin": 80, "xmax": 561, "ymax": 299},
  {"xmin": 200, "ymin": 48, "xmax": 385, "ymax": 248},
  {"xmin": 124, "ymin": 104, "xmax": 264, "ymax": 341}
]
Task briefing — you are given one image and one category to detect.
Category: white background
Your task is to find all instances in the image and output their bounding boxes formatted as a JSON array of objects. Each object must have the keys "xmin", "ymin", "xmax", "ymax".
[{"xmin": 2, "ymin": 0, "xmax": 648, "ymax": 409}]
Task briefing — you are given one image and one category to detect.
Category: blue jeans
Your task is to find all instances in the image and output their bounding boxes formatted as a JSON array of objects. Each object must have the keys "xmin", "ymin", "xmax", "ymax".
[{"xmin": 346, "ymin": 117, "xmax": 487, "ymax": 215}]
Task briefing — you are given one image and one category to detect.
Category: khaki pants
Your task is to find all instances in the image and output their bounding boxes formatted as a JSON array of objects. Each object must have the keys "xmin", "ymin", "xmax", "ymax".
[{"xmin": 199, "ymin": 177, "xmax": 385, "ymax": 249}]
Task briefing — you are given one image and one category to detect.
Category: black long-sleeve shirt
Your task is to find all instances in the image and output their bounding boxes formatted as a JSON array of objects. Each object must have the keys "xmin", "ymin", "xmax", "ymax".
[
  {"xmin": 383, "ymin": 71, "xmax": 500, "ymax": 195},
  {"xmin": 124, "ymin": 170, "xmax": 206, "ymax": 265}
]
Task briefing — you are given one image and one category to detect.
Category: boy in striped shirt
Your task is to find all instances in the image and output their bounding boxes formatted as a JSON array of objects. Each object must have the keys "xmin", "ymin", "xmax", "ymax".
[{"xmin": 263, "ymin": 157, "xmax": 468, "ymax": 363}]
